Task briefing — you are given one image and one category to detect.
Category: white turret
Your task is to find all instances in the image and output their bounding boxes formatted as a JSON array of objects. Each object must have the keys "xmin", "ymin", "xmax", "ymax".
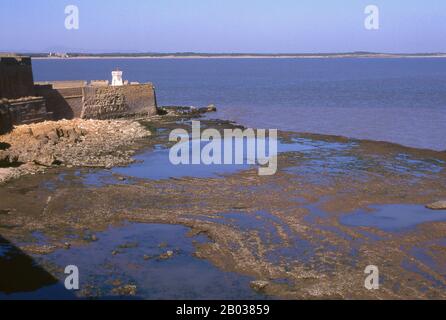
[{"xmin": 111, "ymin": 69, "xmax": 123, "ymax": 86}]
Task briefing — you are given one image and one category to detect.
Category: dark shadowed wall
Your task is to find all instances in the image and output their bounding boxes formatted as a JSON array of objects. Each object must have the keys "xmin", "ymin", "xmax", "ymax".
[{"xmin": 0, "ymin": 57, "xmax": 35, "ymax": 99}]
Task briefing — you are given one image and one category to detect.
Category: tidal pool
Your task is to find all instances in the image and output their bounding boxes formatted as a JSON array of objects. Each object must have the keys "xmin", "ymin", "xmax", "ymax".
[
  {"xmin": 112, "ymin": 137, "xmax": 319, "ymax": 180},
  {"xmin": 0, "ymin": 235, "xmax": 73, "ymax": 300},
  {"xmin": 35, "ymin": 223, "xmax": 267, "ymax": 299},
  {"xmin": 340, "ymin": 204, "xmax": 446, "ymax": 232}
]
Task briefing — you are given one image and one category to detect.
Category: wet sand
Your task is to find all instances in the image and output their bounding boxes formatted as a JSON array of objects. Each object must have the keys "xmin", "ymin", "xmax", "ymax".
[{"xmin": 0, "ymin": 116, "xmax": 445, "ymax": 299}]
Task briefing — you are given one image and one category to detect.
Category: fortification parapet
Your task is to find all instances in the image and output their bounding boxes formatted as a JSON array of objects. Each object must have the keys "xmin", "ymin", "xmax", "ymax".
[
  {"xmin": 81, "ymin": 83, "xmax": 157, "ymax": 119},
  {"xmin": 0, "ymin": 56, "xmax": 158, "ymax": 131},
  {"xmin": 0, "ymin": 56, "xmax": 35, "ymax": 99}
]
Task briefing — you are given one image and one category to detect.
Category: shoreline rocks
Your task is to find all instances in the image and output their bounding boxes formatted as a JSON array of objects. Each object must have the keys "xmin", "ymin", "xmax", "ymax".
[
  {"xmin": 159, "ymin": 104, "xmax": 217, "ymax": 116},
  {"xmin": 0, "ymin": 118, "xmax": 151, "ymax": 184},
  {"xmin": 426, "ymin": 201, "xmax": 446, "ymax": 210},
  {"xmin": 250, "ymin": 280, "xmax": 270, "ymax": 292},
  {"xmin": 111, "ymin": 284, "xmax": 137, "ymax": 296},
  {"xmin": 158, "ymin": 250, "xmax": 174, "ymax": 260}
]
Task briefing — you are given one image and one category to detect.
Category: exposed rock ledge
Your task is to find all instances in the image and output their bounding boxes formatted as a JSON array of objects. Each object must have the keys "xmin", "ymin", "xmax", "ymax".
[
  {"xmin": 0, "ymin": 119, "xmax": 151, "ymax": 184},
  {"xmin": 426, "ymin": 201, "xmax": 446, "ymax": 210}
]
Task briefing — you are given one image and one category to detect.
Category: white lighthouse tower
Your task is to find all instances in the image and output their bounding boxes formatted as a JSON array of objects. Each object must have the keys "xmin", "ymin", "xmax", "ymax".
[{"xmin": 111, "ymin": 69, "xmax": 123, "ymax": 86}]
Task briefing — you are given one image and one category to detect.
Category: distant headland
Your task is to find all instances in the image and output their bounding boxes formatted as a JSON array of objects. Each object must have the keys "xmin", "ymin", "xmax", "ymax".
[{"xmin": 7, "ymin": 52, "xmax": 446, "ymax": 59}]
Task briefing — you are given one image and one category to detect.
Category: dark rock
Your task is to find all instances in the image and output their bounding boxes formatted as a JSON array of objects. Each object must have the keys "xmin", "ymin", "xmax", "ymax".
[
  {"xmin": 161, "ymin": 104, "xmax": 217, "ymax": 116},
  {"xmin": 0, "ymin": 103, "xmax": 13, "ymax": 135},
  {"xmin": 0, "ymin": 150, "xmax": 8, "ymax": 163},
  {"xmin": 206, "ymin": 104, "xmax": 217, "ymax": 112},
  {"xmin": 0, "ymin": 142, "xmax": 11, "ymax": 151},
  {"xmin": 118, "ymin": 242, "xmax": 138, "ymax": 249}
]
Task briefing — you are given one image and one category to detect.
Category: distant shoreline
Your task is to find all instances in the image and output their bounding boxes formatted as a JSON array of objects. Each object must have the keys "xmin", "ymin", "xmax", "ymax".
[{"xmin": 30, "ymin": 53, "xmax": 446, "ymax": 60}]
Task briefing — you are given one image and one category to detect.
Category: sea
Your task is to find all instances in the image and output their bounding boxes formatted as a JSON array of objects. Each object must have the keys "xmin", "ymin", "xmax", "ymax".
[{"xmin": 32, "ymin": 58, "xmax": 446, "ymax": 151}]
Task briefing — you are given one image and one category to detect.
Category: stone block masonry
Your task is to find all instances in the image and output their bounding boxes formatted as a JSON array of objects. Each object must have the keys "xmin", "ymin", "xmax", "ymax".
[
  {"xmin": 35, "ymin": 84, "xmax": 84, "ymax": 119},
  {"xmin": 120, "ymin": 84, "xmax": 158, "ymax": 117},
  {"xmin": 0, "ymin": 55, "xmax": 159, "ymax": 133},
  {"xmin": 0, "ymin": 97, "xmax": 49, "ymax": 134},
  {"xmin": 0, "ymin": 103, "xmax": 12, "ymax": 135},
  {"xmin": 81, "ymin": 84, "xmax": 157, "ymax": 119},
  {"xmin": 36, "ymin": 82, "xmax": 158, "ymax": 120},
  {"xmin": 81, "ymin": 86, "xmax": 128, "ymax": 119},
  {"xmin": 0, "ymin": 56, "xmax": 50, "ymax": 134},
  {"xmin": 0, "ymin": 56, "xmax": 35, "ymax": 99},
  {"xmin": 7, "ymin": 97, "xmax": 49, "ymax": 125}
]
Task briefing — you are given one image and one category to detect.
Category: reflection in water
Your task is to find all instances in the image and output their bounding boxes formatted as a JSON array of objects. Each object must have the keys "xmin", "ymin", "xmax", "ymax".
[
  {"xmin": 42, "ymin": 223, "xmax": 267, "ymax": 299},
  {"xmin": 0, "ymin": 235, "xmax": 73, "ymax": 300},
  {"xmin": 113, "ymin": 137, "xmax": 314, "ymax": 180},
  {"xmin": 340, "ymin": 204, "xmax": 446, "ymax": 232},
  {"xmin": 33, "ymin": 58, "xmax": 446, "ymax": 150}
]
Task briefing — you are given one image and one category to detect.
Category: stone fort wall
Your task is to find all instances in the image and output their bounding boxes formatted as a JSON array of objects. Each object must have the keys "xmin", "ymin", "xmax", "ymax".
[
  {"xmin": 0, "ymin": 56, "xmax": 158, "ymax": 134},
  {"xmin": 35, "ymin": 81, "xmax": 157, "ymax": 120},
  {"xmin": 82, "ymin": 83, "xmax": 158, "ymax": 119},
  {"xmin": 0, "ymin": 56, "xmax": 35, "ymax": 99},
  {"xmin": 34, "ymin": 84, "xmax": 84, "ymax": 120},
  {"xmin": 0, "ymin": 103, "xmax": 12, "ymax": 135},
  {"xmin": 0, "ymin": 56, "xmax": 50, "ymax": 133}
]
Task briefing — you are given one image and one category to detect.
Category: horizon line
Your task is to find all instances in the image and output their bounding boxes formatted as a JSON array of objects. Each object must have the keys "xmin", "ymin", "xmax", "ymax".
[{"xmin": 3, "ymin": 51, "xmax": 446, "ymax": 57}]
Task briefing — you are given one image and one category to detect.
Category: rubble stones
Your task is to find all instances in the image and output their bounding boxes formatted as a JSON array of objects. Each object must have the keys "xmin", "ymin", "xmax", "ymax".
[
  {"xmin": 0, "ymin": 119, "xmax": 151, "ymax": 183},
  {"xmin": 250, "ymin": 280, "xmax": 270, "ymax": 292}
]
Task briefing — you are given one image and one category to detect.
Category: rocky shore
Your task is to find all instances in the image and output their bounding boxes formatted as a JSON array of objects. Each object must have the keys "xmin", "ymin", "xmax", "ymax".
[
  {"xmin": 0, "ymin": 104, "xmax": 218, "ymax": 184},
  {"xmin": 1, "ymin": 108, "xmax": 446, "ymax": 299},
  {"xmin": 0, "ymin": 118, "xmax": 151, "ymax": 184}
]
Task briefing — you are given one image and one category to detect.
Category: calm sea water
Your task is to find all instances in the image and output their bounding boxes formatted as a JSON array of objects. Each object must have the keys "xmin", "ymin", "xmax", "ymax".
[{"xmin": 32, "ymin": 58, "xmax": 446, "ymax": 151}]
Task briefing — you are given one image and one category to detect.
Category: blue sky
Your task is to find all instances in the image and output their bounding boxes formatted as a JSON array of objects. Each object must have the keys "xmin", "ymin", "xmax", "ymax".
[{"xmin": 1, "ymin": 0, "xmax": 445, "ymax": 53}]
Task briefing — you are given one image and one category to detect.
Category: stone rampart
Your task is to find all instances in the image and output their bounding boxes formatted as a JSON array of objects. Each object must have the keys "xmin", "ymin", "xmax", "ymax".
[
  {"xmin": 35, "ymin": 84, "xmax": 84, "ymax": 120},
  {"xmin": 81, "ymin": 83, "xmax": 157, "ymax": 119},
  {"xmin": 0, "ymin": 55, "xmax": 158, "ymax": 131},
  {"xmin": 0, "ymin": 102, "xmax": 12, "ymax": 134},
  {"xmin": 0, "ymin": 56, "xmax": 35, "ymax": 99}
]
